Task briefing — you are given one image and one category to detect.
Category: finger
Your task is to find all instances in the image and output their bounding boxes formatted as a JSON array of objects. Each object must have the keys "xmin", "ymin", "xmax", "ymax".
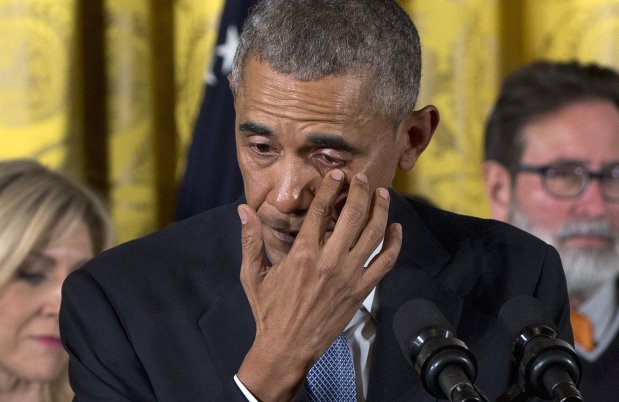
[
  {"xmin": 359, "ymin": 222, "xmax": 402, "ymax": 293},
  {"xmin": 238, "ymin": 204, "xmax": 266, "ymax": 289},
  {"xmin": 328, "ymin": 172, "xmax": 371, "ymax": 252},
  {"xmin": 296, "ymin": 169, "xmax": 345, "ymax": 244},
  {"xmin": 349, "ymin": 187, "xmax": 391, "ymax": 263}
]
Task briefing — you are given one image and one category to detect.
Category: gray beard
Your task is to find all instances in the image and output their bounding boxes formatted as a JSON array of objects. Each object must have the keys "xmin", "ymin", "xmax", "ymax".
[{"xmin": 509, "ymin": 203, "xmax": 619, "ymax": 296}]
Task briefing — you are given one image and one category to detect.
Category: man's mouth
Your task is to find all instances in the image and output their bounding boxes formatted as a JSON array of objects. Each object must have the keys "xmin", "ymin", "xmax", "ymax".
[
  {"xmin": 560, "ymin": 234, "xmax": 614, "ymax": 249},
  {"xmin": 557, "ymin": 221, "xmax": 617, "ymax": 250},
  {"xmin": 270, "ymin": 227, "xmax": 299, "ymax": 244}
]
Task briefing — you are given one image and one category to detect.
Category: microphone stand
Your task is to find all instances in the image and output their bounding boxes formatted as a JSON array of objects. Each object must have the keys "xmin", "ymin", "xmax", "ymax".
[{"xmin": 496, "ymin": 382, "xmax": 530, "ymax": 402}]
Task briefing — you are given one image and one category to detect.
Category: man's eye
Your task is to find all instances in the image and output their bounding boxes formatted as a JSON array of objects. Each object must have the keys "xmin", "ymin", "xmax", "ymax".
[
  {"xmin": 317, "ymin": 152, "xmax": 345, "ymax": 166},
  {"xmin": 547, "ymin": 165, "xmax": 581, "ymax": 178},
  {"xmin": 250, "ymin": 143, "xmax": 273, "ymax": 154}
]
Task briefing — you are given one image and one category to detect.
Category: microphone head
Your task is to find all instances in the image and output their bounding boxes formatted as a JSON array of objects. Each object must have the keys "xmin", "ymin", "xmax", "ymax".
[
  {"xmin": 498, "ymin": 295, "xmax": 582, "ymax": 400},
  {"xmin": 394, "ymin": 299, "xmax": 483, "ymax": 400},
  {"xmin": 498, "ymin": 295, "xmax": 558, "ymax": 339},
  {"xmin": 393, "ymin": 298, "xmax": 452, "ymax": 365},
  {"xmin": 498, "ymin": 294, "xmax": 560, "ymax": 359}
]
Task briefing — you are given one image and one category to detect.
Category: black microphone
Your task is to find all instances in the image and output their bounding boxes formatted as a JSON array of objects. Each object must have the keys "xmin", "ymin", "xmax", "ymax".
[
  {"xmin": 497, "ymin": 295, "xmax": 583, "ymax": 402},
  {"xmin": 393, "ymin": 299, "xmax": 488, "ymax": 402}
]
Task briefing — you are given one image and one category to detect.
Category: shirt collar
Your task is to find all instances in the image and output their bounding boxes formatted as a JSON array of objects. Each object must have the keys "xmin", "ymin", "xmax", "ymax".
[
  {"xmin": 361, "ymin": 240, "xmax": 383, "ymax": 319},
  {"xmin": 580, "ymin": 280, "xmax": 617, "ymax": 339}
]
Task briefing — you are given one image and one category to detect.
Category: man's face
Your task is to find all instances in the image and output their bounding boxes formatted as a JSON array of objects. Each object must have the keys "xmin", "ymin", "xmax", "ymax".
[
  {"xmin": 509, "ymin": 100, "xmax": 619, "ymax": 295},
  {"xmin": 233, "ymin": 58, "xmax": 411, "ymax": 265}
]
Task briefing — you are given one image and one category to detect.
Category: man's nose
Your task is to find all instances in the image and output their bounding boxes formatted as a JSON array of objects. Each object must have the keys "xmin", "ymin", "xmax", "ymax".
[{"xmin": 268, "ymin": 160, "xmax": 318, "ymax": 215}]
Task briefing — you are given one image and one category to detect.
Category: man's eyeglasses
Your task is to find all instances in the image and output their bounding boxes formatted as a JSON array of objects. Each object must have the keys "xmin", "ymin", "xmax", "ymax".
[{"xmin": 516, "ymin": 163, "xmax": 619, "ymax": 200}]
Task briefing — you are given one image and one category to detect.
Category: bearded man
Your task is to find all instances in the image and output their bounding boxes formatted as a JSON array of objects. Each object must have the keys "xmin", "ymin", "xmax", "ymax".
[{"xmin": 484, "ymin": 60, "xmax": 619, "ymax": 402}]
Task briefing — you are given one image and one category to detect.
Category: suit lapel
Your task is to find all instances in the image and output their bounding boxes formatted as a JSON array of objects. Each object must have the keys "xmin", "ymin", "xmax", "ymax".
[
  {"xmin": 198, "ymin": 282, "xmax": 254, "ymax": 380},
  {"xmin": 367, "ymin": 192, "xmax": 464, "ymax": 401}
]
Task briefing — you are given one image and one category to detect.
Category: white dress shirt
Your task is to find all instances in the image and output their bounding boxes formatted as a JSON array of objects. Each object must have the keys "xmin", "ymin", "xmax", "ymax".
[{"xmin": 576, "ymin": 280, "xmax": 619, "ymax": 361}]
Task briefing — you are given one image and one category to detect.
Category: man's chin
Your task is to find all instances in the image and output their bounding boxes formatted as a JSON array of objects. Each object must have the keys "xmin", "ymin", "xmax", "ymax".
[
  {"xmin": 262, "ymin": 234, "xmax": 293, "ymax": 266},
  {"xmin": 263, "ymin": 245, "xmax": 287, "ymax": 267}
]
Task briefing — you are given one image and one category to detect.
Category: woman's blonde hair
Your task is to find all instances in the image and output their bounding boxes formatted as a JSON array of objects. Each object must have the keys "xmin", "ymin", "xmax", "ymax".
[{"xmin": 0, "ymin": 159, "xmax": 113, "ymax": 401}]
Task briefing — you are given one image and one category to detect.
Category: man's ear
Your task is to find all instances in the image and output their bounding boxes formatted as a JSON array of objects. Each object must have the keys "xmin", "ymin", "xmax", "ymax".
[
  {"xmin": 398, "ymin": 105, "xmax": 440, "ymax": 172},
  {"xmin": 483, "ymin": 160, "xmax": 512, "ymax": 222}
]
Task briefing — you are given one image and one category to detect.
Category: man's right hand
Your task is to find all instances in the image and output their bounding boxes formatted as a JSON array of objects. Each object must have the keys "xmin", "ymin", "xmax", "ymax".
[{"xmin": 236, "ymin": 169, "xmax": 402, "ymax": 402}]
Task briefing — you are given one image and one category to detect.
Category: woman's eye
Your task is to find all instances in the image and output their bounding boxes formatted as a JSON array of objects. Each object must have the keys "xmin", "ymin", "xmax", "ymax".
[
  {"xmin": 15, "ymin": 254, "xmax": 53, "ymax": 286},
  {"xmin": 16, "ymin": 271, "xmax": 47, "ymax": 286}
]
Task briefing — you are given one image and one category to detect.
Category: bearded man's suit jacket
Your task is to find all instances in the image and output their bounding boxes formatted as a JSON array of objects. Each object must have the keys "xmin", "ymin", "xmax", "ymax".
[{"xmin": 60, "ymin": 191, "xmax": 572, "ymax": 401}]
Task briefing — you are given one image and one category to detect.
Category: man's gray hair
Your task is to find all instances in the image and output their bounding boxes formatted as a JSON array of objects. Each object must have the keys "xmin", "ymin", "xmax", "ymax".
[{"xmin": 230, "ymin": 0, "xmax": 422, "ymax": 123}]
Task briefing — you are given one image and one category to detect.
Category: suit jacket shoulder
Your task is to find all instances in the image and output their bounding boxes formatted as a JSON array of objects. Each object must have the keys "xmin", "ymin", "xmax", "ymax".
[{"xmin": 61, "ymin": 201, "xmax": 251, "ymax": 401}]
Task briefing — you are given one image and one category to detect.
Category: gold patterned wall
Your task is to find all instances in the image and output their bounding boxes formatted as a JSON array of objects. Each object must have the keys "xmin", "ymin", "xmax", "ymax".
[
  {"xmin": 0, "ymin": 0, "xmax": 76, "ymax": 169},
  {"xmin": 396, "ymin": 0, "xmax": 619, "ymax": 218},
  {"xmin": 397, "ymin": 0, "xmax": 500, "ymax": 218},
  {"xmin": 0, "ymin": 0, "xmax": 223, "ymax": 244},
  {"xmin": 174, "ymin": 0, "xmax": 224, "ymax": 179},
  {"xmin": 522, "ymin": 0, "xmax": 619, "ymax": 66},
  {"xmin": 0, "ymin": 0, "xmax": 618, "ymax": 243},
  {"xmin": 104, "ymin": 0, "xmax": 157, "ymax": 242},
  {"xmin": 104, "ymin": 0, "xmax": 223, "ymax": 242}
]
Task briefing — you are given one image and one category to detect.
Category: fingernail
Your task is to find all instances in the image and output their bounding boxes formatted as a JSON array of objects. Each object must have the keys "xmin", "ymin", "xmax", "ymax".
[
  {"xmin": 378, "ymin": 187, "xmax": 389, "ymax": 200},
  {"xmin": 237, "ymin": 207, "xmax": 248, "ymax": 225},
  {"xmin": 356, "ymin": 173, "xmax": 368, "ymax": 184},
  {"xmin": 330, "ymin": 169, "xmax": 344, "ymax": 181},
  {"xmin": 395, "ymin": 222, "xmax": 402, "ymax": 234}
]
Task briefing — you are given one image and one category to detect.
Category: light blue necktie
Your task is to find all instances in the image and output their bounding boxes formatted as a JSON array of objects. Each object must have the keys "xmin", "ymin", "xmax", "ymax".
[{"xmin": 304, "ymin": 335, "xmax": 357, "ymax": 402}]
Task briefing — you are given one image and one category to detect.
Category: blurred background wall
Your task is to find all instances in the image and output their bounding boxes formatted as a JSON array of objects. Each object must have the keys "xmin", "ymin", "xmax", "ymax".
[{"xmin": 0, "ymin": 0, "xmax": 617, "ymax": 244}]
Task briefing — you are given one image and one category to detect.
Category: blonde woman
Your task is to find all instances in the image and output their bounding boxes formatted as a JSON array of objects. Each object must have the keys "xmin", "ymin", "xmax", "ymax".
[{"xmin": 0, "ymin": 159, "xmax": 112, "ymax": 402}]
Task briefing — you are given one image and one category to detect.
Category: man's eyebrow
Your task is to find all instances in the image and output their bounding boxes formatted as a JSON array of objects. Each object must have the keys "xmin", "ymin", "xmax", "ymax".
[
  {"xmin": 545, "ymin": 158, "xmax": 590, "ymax": 167},
  {"xmin": 307, "ymin": 134, "xmax": 358, "ymax": 153},
  {"xmin": 238, "ymin": 123, "xmax": 359, "ymax": 153},
  {"xmin": 239, "ymin": 121, "xmax": 272, "ymax": 136}
]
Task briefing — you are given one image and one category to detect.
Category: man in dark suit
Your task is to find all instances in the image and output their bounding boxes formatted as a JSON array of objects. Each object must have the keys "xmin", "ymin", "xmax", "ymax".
[
  {"xmin": 483, "ymin": 61, "xmax": 619, "ymax": 402},
  {"xmin": 60, "ymin": 1, "xmax": 572, "ymax": 401}
]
